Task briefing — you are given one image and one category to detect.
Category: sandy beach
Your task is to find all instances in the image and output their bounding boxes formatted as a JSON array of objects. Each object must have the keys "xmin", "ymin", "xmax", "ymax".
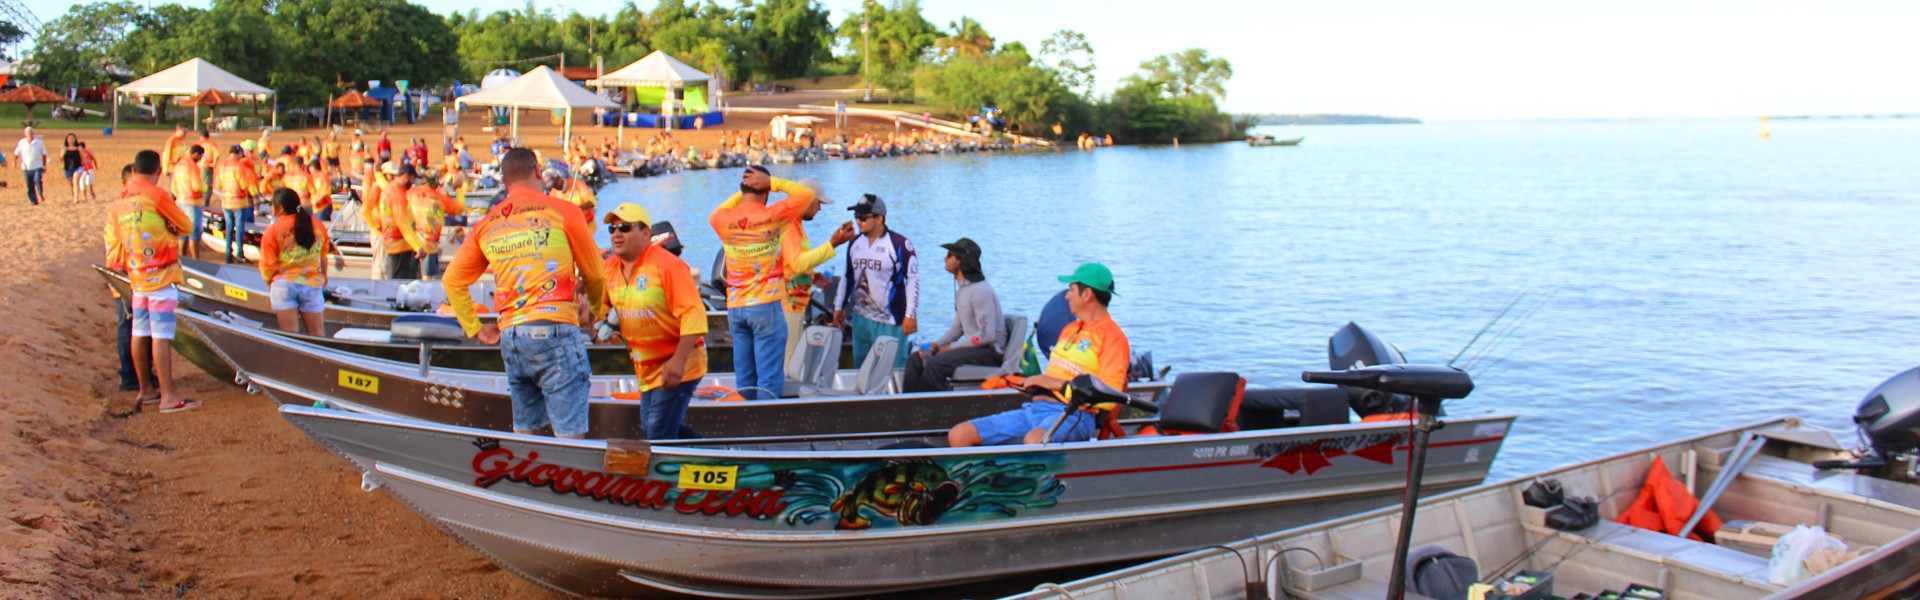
[{"xmin": 0, "ymin": 109, "xmax": 899, "ymax": 598}]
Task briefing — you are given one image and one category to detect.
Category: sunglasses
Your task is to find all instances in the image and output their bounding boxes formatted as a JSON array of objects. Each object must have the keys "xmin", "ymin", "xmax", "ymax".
[
  {"xmin": 607, "ymin": 223, "xmax": 641, "ymax": 234},
  {"xmin": 855, "ymin": 213, "xmax": 877, "ymax": 222}
]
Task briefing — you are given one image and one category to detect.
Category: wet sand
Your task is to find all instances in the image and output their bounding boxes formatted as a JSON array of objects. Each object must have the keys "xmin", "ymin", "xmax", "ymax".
[{"xmin": 0, "ymin": 111, "xmax": 913, "ymax": 597}]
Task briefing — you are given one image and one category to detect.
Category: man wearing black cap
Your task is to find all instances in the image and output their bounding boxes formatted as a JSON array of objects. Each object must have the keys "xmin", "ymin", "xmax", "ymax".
[
  {"xmin": 834, "ymin": 194, "xmax": 919, "ymax": 368},
  {"xmin": 381, "ymin": 163, "xmax": 426, "ymax": 280},
  {"xmin": 903, "ymin": 237, "xmax": 1004, "ymax": 392}
]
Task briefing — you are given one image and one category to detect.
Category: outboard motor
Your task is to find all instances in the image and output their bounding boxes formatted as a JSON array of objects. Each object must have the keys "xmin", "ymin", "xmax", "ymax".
[
  {"xmin": 708, "ymin": 250, "xmax": 727, "ymax": 293},
  {"xmin": 650, "ymin": 220, "xmax": 683, "ymax": 256},
  {"xmin": 1328, "ymin": 322, "xmax": 1416, "ymax": 416},
  {"xmin": 1821, "ymin": 366, "xmax": 1920, "ymax": 482}
]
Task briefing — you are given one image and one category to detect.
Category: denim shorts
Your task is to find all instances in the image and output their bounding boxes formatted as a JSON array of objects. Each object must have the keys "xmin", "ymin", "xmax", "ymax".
[
  {"xmin": 501, "ymin": 324, "xmax": 592, "ymax": 437},
  {"xmin": 969, "ymin": 400, "xmax": 1096, "ymax": 445},
  {"xmin": 269, "ymin": 280, "xmax": 325, "ymax": 312}
]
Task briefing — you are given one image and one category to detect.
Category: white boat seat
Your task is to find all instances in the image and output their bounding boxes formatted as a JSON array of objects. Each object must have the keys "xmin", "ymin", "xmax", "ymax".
[
  {"xmin": 390, "ymin": 314, "xmax": 467, "ymax": 343},
  {"xmin": 952, "ymin": 314, "xmax": 1029, "ymax": 382},
  {"xmin": 1157, "ymin": 372, "xmax": 1245, "ymax": 434},
  {"xmin": 801, "ymin": 336, "xmax": 898, "ymax": 397},
  {"xmin": 785, "ymin": 325, "xmax": 843, "ymax": 392},
  {"xmin": 333, "ymin": 328, "xmax": 392, "ymax": 343}
]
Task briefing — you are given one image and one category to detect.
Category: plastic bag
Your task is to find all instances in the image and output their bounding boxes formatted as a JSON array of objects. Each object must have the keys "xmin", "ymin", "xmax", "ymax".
[{"xmin": 1768, "ymin": 525, "xmax": 1847, "ymax": 585}]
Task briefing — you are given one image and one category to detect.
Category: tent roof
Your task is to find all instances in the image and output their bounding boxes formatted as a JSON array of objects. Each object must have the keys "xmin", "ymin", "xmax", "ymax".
[
  {"xmin": 591, "ymin": 51, "xmax": 711, "ymax": 88},
  {"xmin": 455, "ymin": 65, "xmax": 616, "ymax": 111},
  {"xmin": 116, "ymin": 58, "xmax": 271, "ymax": 96}
]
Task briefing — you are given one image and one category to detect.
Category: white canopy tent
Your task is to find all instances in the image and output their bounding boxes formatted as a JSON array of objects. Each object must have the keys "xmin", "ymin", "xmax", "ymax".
[
  {"xmin": 589, "ymin": 50, "xmax": 712, "ymax": 88},
  {"xmin": 113, "ymin": 58, "xmax": 276, "ymax": 130},
  {"xmin": 454, "ymin": 65, "xmax": 615, "ymax": 144}
]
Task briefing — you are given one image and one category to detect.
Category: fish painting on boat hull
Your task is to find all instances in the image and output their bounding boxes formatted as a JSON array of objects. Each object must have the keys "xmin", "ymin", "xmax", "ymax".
[{"xmin": 782, "ymin": 455, "xmax": 1066, "ymax": 530}]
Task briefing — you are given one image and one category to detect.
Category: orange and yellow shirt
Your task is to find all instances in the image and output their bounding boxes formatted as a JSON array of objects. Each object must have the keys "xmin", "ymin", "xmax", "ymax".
[
  {"xmin": 779, "ymin": 219, "xmax": 837, "ymax": 313},
  {"xmin": 214, "ymin": 156, "xmax": 260, "ymax": 210},
  {"xmin": 443, "ymin": 186, "xmax": 608, "ymax": 337},
  {"xmin": 604, "ymin": 243, "xmax": 709, "ymax": 390},
  {"xmin": 196, "ymin": 139, "xmax": 220, "ymax": 170},
  {"xmin": 258, "ymin": 213, "xmax": 332, "ymax": 287},
  {"xmin": 380, "ymin": 180, "xmax": 420, "ymax": 254},
  {"xmin": 161, "ymin": 131, "xmax": 187, "ymax": 172},
  {"xmin": 406, "ymin": 185, "xmax": 463, "ymax": 253},
  {"xmin": 1043, "ymin": 315, "xmax": 1132, "ymax": 405},
  {"xmin": 309, "ymin": 174, "xmax": 333, "ymax": 211},
  {"xmin": 170, "ymin": 157, "xmax": 206, "ymax": 207},
  {"xmin": 105, "ymin": 179, "xmax": 193, "ymax": 293},
  {"xmin": 708, "ymin": 178, "xmax": 813, "ymax": 308},
  {"xmin": 281, "ymin": 164, "xmax": 313, "ymax": 205}
]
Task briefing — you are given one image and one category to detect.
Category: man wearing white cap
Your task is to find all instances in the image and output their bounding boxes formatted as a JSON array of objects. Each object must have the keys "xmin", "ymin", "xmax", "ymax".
[{"xmin": 779, "ymin": 178, "xmax": 857, "ymax": 363}]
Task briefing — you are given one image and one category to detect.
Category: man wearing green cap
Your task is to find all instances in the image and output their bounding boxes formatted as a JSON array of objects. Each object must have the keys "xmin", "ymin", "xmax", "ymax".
[{"xmin": 948, "ymin": 262, "xmax": 1130, "ymax": 447}]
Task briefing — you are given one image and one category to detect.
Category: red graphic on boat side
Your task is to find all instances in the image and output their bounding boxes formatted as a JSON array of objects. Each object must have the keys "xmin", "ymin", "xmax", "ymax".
[
  {"xmin": 1255, "ymin": 434, "xmax": 1403, "ymax": 475},
  {"xmin": 471, "ymin": 448, "xmax": 788, "ymax": 519}
]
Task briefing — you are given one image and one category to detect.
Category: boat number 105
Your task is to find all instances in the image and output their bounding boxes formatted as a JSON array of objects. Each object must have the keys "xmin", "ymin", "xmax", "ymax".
[
  {"xmin": 678, "ymin": 465, "xmax": 740, "ymax": 491},
  {"xmin": 1193, "ymin": 445, "xmax": 1250, "ymax": 460}
]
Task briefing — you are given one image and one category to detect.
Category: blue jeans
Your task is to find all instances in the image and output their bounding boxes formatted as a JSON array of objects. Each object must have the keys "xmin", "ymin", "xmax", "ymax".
[
  {"xmin": 727, "ymin": 302, "xmax": 787, "ymax": 399},
  {"xmin": 641, "ymin": 380, "xmax": 700, "ymax": 440},
  {"xmin": 501, "ymin": 324, "xmax": 592, "ymax": 437},
  {"xmin": 222, "ymin": 208, "xmax": 252, "ymax": 260},
  {"xmin": 23, "ymin": 168, "xmax": 42, "ymax": 204},
  {"xmin": 850, "ymin": 314, "xmax": 907, "ymax": 369}
]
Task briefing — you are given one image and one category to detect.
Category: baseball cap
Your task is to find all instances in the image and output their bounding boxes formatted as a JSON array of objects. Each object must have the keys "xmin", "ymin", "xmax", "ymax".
[
  {"xmin": 939, "ymin": 237, "xmax": 981, "ymax": 259},
  {"xmin": 380, "ymin": 161, "xmax": 400, "ymax": 175},
  {"xmin": 395, "ymin": 164, "xmax": 417, "ymax": 178},
  {"xmin": 796, "ymin": 177, "xmax": 833, "ymax": 204},
  {"xmin": 848, "ymin": 194, "xmax": 887, "ymax": 217},
  {"xmin": 603, "ymin": 202, "xmax": 652, "ymax": 225},
  {"xmin": 1057, "ymin": 262, "xmax": 1118, "ymax": 295}
]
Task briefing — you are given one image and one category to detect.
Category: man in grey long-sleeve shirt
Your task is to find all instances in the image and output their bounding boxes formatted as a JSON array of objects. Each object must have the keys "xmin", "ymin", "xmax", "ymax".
[{"xmin": 904, "ymin": 238, "xmax": 1005, "ymax": 392}]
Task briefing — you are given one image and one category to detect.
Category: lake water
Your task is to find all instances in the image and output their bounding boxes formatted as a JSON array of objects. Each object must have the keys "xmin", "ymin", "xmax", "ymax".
[{"xmin": 598, "ymin": 117, "xmax": 1920, "ymax": 480}]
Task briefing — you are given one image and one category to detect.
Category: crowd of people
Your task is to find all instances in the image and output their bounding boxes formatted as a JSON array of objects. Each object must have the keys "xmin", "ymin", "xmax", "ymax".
[{"xmin": 96, "ymin": 116, "xmax": 1132, "ymax": 452}]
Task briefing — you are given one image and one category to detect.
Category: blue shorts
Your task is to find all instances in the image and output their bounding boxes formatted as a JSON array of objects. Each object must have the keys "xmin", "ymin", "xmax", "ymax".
[
  {"xmin": 502, "ymin": 324, "xmax": 592, "ymax": 437},
  {"xmin": 269, "ymin": 281, "xmax": 325, "ymax": 312},
  {"xmin": 969, "ymin": 400, "xmax": 1097, "ymax": 445}
]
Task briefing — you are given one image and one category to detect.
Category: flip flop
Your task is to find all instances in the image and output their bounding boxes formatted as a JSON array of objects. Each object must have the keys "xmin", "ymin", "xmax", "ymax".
[
  {"xmin": 139, "ymin": 396, "xmax": 163, "ymax": 405},
  {"xmin": 159, "ymin": 399, "xmax": 201, "ymax": 414}
]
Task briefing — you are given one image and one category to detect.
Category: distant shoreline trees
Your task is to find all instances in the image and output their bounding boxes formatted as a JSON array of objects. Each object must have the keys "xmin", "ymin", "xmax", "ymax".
[{"xmin": 25, "ymin": 0, "xmax": 1245, "ymax": 142}]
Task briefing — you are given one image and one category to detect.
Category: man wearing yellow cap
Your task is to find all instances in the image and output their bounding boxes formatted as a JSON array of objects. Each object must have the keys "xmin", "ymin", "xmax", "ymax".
[{"xmin": 599, "ymin": 203, "xmax": 707, "ymax": 439}]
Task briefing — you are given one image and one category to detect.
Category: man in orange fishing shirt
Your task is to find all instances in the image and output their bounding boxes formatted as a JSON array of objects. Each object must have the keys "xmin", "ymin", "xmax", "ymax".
[
  {"xmin": 169, "ymin": 145, "xmax": 208, "ymax": 260},
  {"xmin": 709, "ymin": 165, "xmax": 813, "ymax": 399},
  {"xmin": 949, "ymin": 263, "xmax": 1129, "ymax": 447},
  {"xmin": 598, "ymin": 202, "xmax": 706, "ymax": 439},
  {"xmin": 105, "ymin": 150, "xmax": 198, "ymax": 414},
  {"xmin": 213, "ymin": 145, "xmax": 261, "ymax": 263},
  {"xmin": 405, "ymin": 173, "xmax": 461, "ymax": 278},
  {"xmin": 380, "ymin": 164, "xmax": 426, "ymax": 279},
  {"xmin": 442, "ymin": 148, "xmax": 607, "ymax": 439}
]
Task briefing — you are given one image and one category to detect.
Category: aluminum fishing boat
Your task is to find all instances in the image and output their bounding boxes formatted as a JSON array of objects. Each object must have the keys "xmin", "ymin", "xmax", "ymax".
[
  {"xmin": 281, "ymin": 392, "xmax": 1514, "ymax": 598},
  {"xmin": 181, "ymin": 308, "xmax": 1168, "ymax": 439},
  {"xmin": 1006, "ymin": 413, "xmax": 1920, "ymax": 599}
]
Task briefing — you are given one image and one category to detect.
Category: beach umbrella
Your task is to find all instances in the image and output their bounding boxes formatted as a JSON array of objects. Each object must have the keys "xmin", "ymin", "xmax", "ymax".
[
  {"xmin": 177, "ymin": 88, "xmax": 245, "ymax": 130},
  {"xmin": 330, "ymin": 90, "xmax": 382, "ymax": 126},
  {"xmin": 0, "ymin": 85, "xmax": 65, "ymax": 124}
]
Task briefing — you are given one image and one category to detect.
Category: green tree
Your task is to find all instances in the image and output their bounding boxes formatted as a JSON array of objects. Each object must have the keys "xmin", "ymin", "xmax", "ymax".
[
  {"xmin": 451, "ymin": 4, "xmax": 568, "ymax": 81},
  {"xmin": 837, "ymin": 0, "xmax": 939, "ymax": 98},
  {"xmin": 649, "ymin": 0, "xmax": 743, "ymax": 82},
  {"xmin": 737, "ymin": 0, "xmax": 833, "ymax": 82},
  {"xmin": 272, "ymin": 0, "xmax": 459, "ymax": 104},
  {"xmin": 932, "ymin": 16, "xmax": 992, "ymax": 61},
  {"xmin": 25, "ymin": 1, "xmax": 144, "ymax": 90},
  {"xmin": 1037, "ymin": 30, "xmax": 1095, "ymax": 99},
  {"xmin": 1137, "ymin": 47, "xmax": 1232, "ymax": 99},
  {"xmin": 0, "ymin": 21, "xmax": 27, "ymax": 58}
]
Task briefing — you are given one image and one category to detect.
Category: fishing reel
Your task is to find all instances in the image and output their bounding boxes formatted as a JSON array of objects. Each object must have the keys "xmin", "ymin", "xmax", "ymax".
[{"xmin": 1816, "ymin": 366, "xmax": 1920, "ymax": 482}]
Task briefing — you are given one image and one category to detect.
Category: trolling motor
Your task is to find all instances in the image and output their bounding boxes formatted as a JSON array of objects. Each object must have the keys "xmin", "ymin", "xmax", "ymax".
[
  {"xmin": 1302, "ymin": 364, "xmax": 1474, "ymax": 600},
  {"xmin": 1817, "ymin": 366, "xmax": 1920, "ymax": 482}
]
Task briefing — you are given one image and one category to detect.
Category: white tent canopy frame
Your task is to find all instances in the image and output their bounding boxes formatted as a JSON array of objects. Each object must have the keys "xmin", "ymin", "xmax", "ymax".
[
  {"xmin": 453, "ymin": 65, "xmax": 616, "ymax": 145},
  {"xmin": 112, "ymin": 58, "xmax": 277, "ymax": 131}
]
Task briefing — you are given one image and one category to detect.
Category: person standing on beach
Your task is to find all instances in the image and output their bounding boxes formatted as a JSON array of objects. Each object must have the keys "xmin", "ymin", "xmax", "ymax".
[
  {"xmin": 258, "ymin": 188, "xmax": 331, "ymax": 336},
  {"xmin": 380, "ymin": 164, "xmax": 426, "ymax": 280},
  {"xmin": 361, "ymin": 159, "xmax": 391, "ymax": 278},
  {"xmin": 833, "ymin": 194, "xmax": 919, "ymax": 369},
  {"xmin": 779, "ymin": 178, "xmax": 856, "ymax": 363},
  {"xmin": 600, "ymin": 202, "xmax": 706, "ymax": 440},
  {"xmin": 709, "ymin": 165, "xmax": 815, "ymax": 399},
  {"xmin": 79, "ymin": 142, "xmax": 99, "ymax": 202},
  {"xmin": 111, "ymin": 163, "xmax": 154, "ymax": 393},
  {"xmin": 105, "ymin": 150, "xmax": 199, "ymax": 413},
  {"xmin": 443, "ymin": 147, "xmax": 607, "ymax": 439},
  {"xmin": 12, "ymin": 127, "xmax": 44, "ymax": 204},
  {"xmin": 161, "ymin": 123, "xmax": 188, "ymax": 178},
  {"xmin": 195, "ymin": 130, "xmax": 219, "ymax": 201},
  {"xmin": 61, "ymin": 133, "xmax": 83, "ymax": 203},
  {"xmin": 169, "ymin": 146, "xmax": 208, "ymax": 261},
  {"xmin": 404, "ymin": 169, "xmax": 460, "ymax": 278},
  {"xmin": 214, "ymin": 146, "xmax": 262, "ymax": 263},
  {"xmin": 376, "ymin": 130, "xmax": 393, "ymax": 164},
  {"xmin": 903, "ymin": 237, "xmax": 1004, "ymax": 393}
]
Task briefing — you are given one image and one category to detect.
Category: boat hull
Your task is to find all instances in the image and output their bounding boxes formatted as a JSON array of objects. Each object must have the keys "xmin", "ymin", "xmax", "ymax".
[{"xmin": 282, "ymin": 405, "xmax": 1514, "ymax": 598}]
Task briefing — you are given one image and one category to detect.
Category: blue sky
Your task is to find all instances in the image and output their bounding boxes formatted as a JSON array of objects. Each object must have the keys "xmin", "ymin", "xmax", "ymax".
[{"xmin": 22, "ymin": 0, "xmax": 1920, "ymax": 120}]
